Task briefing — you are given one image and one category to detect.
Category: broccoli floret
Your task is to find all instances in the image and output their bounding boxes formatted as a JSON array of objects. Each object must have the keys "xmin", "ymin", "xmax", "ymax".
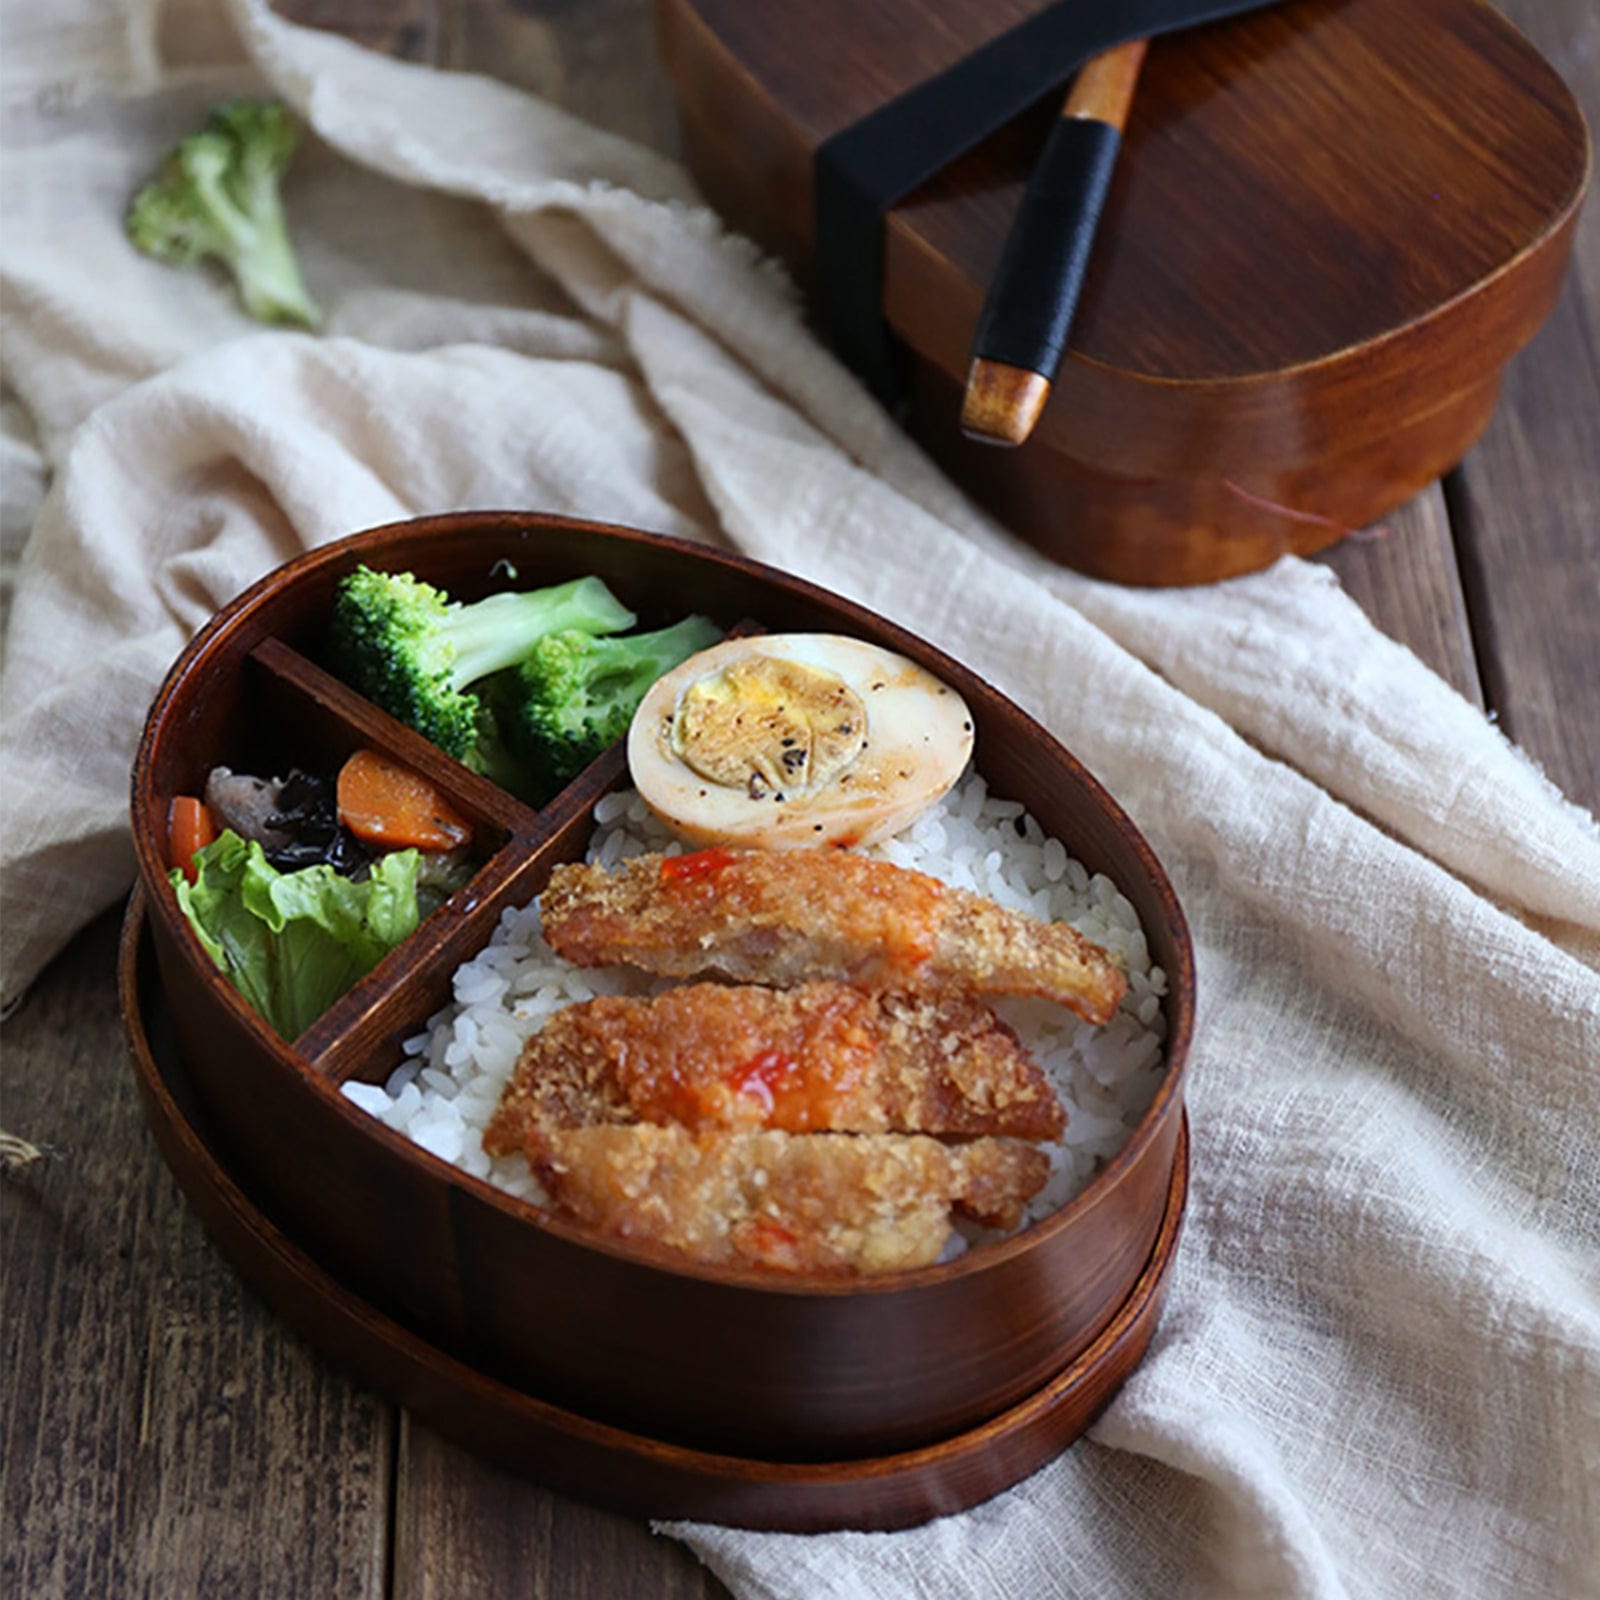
[
  {"xmin": 126, "ymin": 100, "xmax": 322, "ymax": 328},
  {"xmin": 499, "ymin": 616, "xmax": 721, "ymax": 788},
  {"xmin": 330, "ymin": 567, "xmax": 637, "ymax": 763}
]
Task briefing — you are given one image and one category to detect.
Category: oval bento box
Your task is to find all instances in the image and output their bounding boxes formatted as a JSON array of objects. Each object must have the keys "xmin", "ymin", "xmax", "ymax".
[{"xmin": 126, "ymin": 512, "xmax": 1194, "ymax": 1522}]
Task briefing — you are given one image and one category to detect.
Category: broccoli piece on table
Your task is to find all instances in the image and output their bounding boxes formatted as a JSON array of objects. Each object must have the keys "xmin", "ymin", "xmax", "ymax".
[
  {"xmin": 126, "ymin": 100, "xmax": 322, "ymax": 328},
  {"xmin": 499, "ymin": 616, "xmax": 721, "ymax": 788},
  {"xmin": 331, "ymin": 566, "xmax": 637, "ymax": 764}
]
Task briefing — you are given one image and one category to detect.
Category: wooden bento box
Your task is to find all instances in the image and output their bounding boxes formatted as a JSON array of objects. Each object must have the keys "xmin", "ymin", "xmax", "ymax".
[
  {"xmin": 124, "ymin": 512, "xmax": 1194, "ymax": 1529},
  {"xmin": 657, "ymin": 0, "xmax": 1589, "ymax": 584}
]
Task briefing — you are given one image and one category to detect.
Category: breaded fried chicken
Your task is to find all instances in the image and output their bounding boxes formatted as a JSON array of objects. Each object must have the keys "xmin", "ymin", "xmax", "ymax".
[
  {"xmin": 541, "ymin": 848, "xmax": 1126, "ymax": 1024},
  {"xmin": 525, "ymin": 1124, "xmax": 1051, "ymax": 1274},
  {"xmin": 485, "ymin": 980, "xmax": 1065, "ymax": 1150}
]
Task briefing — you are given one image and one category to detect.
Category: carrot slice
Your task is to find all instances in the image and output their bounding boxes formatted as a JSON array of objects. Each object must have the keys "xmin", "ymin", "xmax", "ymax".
[
  {"xmin": 169, "ymin": 796, "xmax": 217, "ymax": 883},
  {"xmin": 337, "ymin": 749, "xmax": 472, "ymax": 852}
]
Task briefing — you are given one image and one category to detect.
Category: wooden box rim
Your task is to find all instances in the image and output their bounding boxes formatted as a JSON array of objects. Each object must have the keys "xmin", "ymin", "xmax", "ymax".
[
  {"xmin": 130, "ymin": 510, "xmax": 1194, "ymax": 1298},
  {"xmin": 120, "ymin": 886, "xmax": 1192, "ymax": 1529}
]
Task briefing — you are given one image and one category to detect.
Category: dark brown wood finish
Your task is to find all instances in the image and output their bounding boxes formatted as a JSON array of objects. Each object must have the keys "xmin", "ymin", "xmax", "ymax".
[
  {"xmin": 6, "ymin": 3, "xmax": 1595, "ymax": 1597},
  {"xmin": 1446, "ymin": 0, "xmax": 1600, "ymax": 812},
  {"xmin": 960, "ymin": 39, "xmax": 1149, "ymax": 447},
  {"xmin": 1319, "ymin": 488, "xmax": 1485, "ymax": 706},
  {"xmin": 390, "ymin": 1418, "xmax": 729, "ymax": 1600},
  {"xmin": 128, "ymin": 513, "xmax": 1193, "ymax": 1464},
  {"xmin": 659, "ymin": 0, "xmax": 1589, "ymax": 582},
  {"xmin": 119, "ymin": 899, "xmax": 1190, "ymax": 1531},
  {"xmin": 0, "ymin": 913, "xmax": 394, "ymax": 1600},
  {"xmin": 281, "ymin": 0, "xmax": 438, "ymax": 57}
]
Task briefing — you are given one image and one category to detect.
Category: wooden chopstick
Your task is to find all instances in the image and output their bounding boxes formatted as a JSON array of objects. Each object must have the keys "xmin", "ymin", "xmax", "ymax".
[{"xmin": 961, "ymin": 40, "xmax": 1149, "ymax": 448}]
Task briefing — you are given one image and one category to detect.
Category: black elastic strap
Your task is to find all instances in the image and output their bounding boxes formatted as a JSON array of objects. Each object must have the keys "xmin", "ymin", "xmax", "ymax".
[
  {"xmin": 973, "ymin": 116, "xmax": 1122, "ymax": 376},
  {"xmin": 814, "ymin": 0, "xmax": 1282, "ymax": 404}
]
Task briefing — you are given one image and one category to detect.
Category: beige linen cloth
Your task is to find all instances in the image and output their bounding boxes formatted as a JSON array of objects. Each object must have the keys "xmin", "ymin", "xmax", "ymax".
[{"xmin": 5, "ymin": 4, "xmax": 1599, "ymax": 1596}]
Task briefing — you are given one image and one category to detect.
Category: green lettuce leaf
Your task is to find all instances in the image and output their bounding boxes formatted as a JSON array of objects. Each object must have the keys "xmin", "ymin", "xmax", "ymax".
[{"xmin": 170, "ymin": 830, "xmax": 421, "ymax": 1039}]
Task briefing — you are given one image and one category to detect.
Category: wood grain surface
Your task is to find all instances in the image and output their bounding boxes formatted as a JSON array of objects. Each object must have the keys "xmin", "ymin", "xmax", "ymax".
[
  {"xmin": 661, "ymin": 0, "xmax": 1587, "ymax": 581},
  {"xmin": 1446, "ymin": 0, "xmax": 1600, "ymax": 808},
  {"xmin": 3, "ymin": 1, "xmax": 1594, "ymax": 1597},
  {"xmin": 1, "ymin": 913, "xmax": 394, "ymax": 1600}
]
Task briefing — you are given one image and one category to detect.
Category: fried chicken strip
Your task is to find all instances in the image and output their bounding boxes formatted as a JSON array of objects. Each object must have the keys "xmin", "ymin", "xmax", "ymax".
[
  {"xmin": 485, "ymin": 981, "xmax": 1065, "ymax": 1152},
  {"xmin": 541, "ymin": 848, "xmax": 1126, "ymax": 1024},
  {"xmin": 526, "ymin": 1124, "xmax": 1051, "ymax": 1274}
]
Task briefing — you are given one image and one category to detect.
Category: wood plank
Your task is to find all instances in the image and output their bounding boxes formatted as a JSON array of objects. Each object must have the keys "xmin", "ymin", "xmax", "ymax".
[
  {"xmin": 0, "ymin": 909, "xmax": 394, "ymax": 1600},
  {"xmin": 1441, "ymin": 0, "xmax": 1599, "ymax": 813},
  {"xmin": 442, "ymin": 0, "xmax": 683, "ymax": 152},
  {"xmin": 276, "ymin": 0, "xmax": 442, "ymax": 60},
  {"xmin": 1317, "ymin": 485, "xmax": 1485, "ymax": 706},
  {"xmin": 393, "ymin": 1418, "xmax": 727, "ymax": 1600}
]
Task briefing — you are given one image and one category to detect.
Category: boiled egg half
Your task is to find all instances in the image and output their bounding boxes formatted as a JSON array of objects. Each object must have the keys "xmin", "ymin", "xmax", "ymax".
[{"xmin": 627, "ymin": 634, "xmax": 974, "ymax": 848}]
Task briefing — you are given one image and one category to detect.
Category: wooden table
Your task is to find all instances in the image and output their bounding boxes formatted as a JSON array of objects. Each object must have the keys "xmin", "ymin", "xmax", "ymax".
[{"xmin": 4, "ymin": 3, "xmax": 1594, "ymax": 1595}]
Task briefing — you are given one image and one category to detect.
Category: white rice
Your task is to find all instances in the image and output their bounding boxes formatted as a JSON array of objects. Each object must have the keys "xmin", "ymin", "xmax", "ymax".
[{"xmin": 342, "ymin": 770, "xmax": 1168, "ymax": 1248}]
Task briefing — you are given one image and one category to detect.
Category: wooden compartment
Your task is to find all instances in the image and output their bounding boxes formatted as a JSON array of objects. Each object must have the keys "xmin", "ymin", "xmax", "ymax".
[{"xmin": 127, "ymin": 511, "xmax": 1194, "ymax": 1489}]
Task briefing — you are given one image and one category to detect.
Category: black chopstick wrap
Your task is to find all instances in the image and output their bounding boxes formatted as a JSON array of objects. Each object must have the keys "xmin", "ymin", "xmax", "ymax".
[
  {"xmin": 813, "ymin": 0, "xmax": 1283, "ymax": 405},
  {"xmin": 972, "ymin": 117, "xmax": 1121, "ymax": 378}
]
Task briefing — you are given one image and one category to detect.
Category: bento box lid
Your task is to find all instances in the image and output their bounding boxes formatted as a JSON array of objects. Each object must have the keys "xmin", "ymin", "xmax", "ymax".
[{"xmin": 659, "ymin": 0, "xmax": 1589, "ymax": 582}]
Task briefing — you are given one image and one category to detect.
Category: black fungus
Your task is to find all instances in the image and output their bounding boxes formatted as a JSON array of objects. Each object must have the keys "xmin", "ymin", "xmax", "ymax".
[{"xmin": 263, "ymin": 769, "xmax": 373, "ymax": 876}]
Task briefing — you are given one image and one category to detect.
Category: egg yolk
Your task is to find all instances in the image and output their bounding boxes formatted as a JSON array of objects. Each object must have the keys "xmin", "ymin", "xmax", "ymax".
[{"xmin": 669, "ymin": 656, "xmax": 867, "ymax": 800}]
